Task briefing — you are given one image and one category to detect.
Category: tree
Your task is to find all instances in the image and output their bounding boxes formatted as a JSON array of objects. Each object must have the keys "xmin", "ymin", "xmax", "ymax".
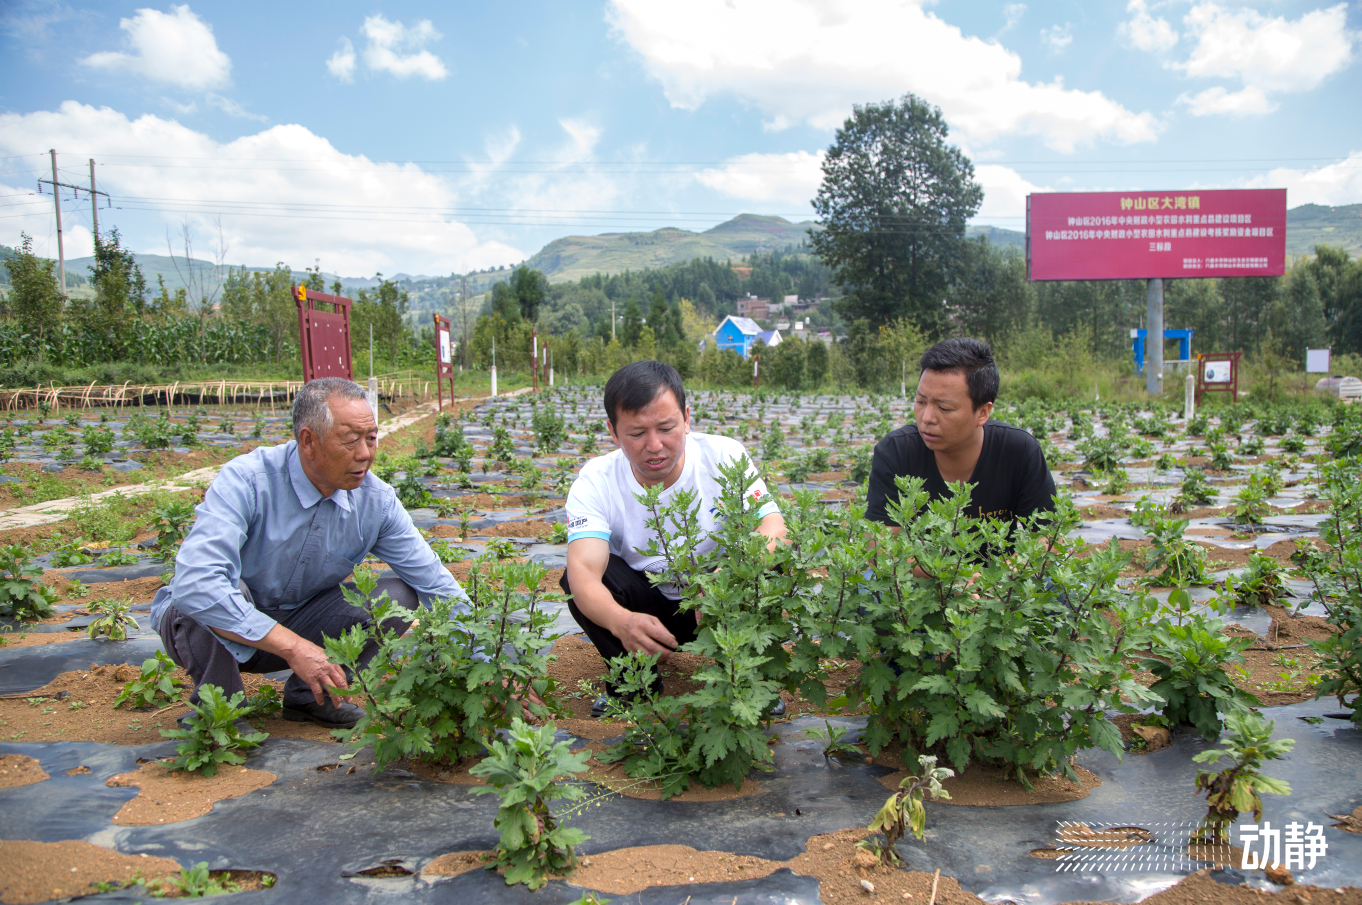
[
  {"xmin": 353, "ymin": 275, "xmax": 410, "ymax": 364},
  {"xmin": 1, "ymin": 233, "xmax": 63, "ymax": 356},
  {"xmin": 510, "ymin": 266, "xmax": 549, "ymax": 321},
  {"xmin": 82, "ymin": 228, "xmax": 148, "ymax": 355},
  {"xmin": 805, "ymin": 339, "xmax": 829, "ymax": 387},
  {"xmin": 810, "ymin": 93, "xmax": 983, "ymax": 338},
  {"xmin": 621, "ymin": 297, "xmax": 643, "ymax": 348},
  {"xmin": 219, "ymin": 263, "xmax": 294, "ymax": 362},
  {"xmin": 948, "ymin": 239, "xmax": 1034, "ymax": 346},
  {"xmin": 1265, "ymin": 264, "xmax": 1327, "ymax": 365}
]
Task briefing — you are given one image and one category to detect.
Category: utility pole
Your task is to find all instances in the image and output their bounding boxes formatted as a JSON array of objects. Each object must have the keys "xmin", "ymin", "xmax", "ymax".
[
  {"xmin": 89, "ymin": 159, "xmax": 99, "ymax": 241},
  {"xmin": 39, "ymin": 152, "xmax": 110, "ymax": 298},
  {"xmin": 611, "ymin": 297, "xmax": 616, "ymax": 340},
  {"xmin": 50, "ymin": 150, "xmax": 65, "ymax": 298},
  {"xmin": 1146, "ymin": 278, "xmax": 1164, "ymax": 396}
]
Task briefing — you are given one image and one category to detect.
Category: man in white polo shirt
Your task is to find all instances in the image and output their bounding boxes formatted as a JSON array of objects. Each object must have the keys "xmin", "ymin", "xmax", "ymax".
[{"xmin": 563, "ymin": 360, "xmax": 787, "ymax": 716}]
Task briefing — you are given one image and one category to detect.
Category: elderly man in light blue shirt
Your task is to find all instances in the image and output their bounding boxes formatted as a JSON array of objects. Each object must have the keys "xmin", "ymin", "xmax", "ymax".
[{"xmin": 151, "ymin": 377, "xmax": 470, "ymax": 728}]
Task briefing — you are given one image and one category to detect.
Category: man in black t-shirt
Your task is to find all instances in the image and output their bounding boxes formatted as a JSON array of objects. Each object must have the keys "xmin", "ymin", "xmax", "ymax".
[{"xmin": 866, "ymin": 338, "xmax": 1056, "ymax": 533}]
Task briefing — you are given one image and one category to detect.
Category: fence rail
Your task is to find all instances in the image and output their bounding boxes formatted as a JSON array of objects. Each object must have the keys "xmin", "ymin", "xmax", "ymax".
[{"xmin": 0, "ymin": 374, "xmax": 434, "ymax": 412}]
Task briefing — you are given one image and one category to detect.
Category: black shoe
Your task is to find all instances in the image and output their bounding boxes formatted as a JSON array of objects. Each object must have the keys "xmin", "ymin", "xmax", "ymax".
[
  {"xmin": 283, "ymin": 699, "xmax": 364, "ymax": 728},
  {"xmin": 768, "ymin": 696, "xmax": 787, "ymax": 719},
  {"xmin": 591, "ymin": 676, "xmax": 665, "ymax": 718}
]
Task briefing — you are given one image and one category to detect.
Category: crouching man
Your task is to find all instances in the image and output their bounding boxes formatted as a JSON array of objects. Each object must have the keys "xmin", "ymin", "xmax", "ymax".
[
  {"xmin": 150, "ymin": 377, "xmax": 472, "ymax": 728},
  {"xmin": 561, "ymin": 360, "xmax": 788, "ymax": 716}
]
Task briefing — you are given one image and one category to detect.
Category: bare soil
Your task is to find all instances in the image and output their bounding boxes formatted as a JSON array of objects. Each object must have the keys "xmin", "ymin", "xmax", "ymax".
[
  {"xmin": 0, "ymin": 753, "xmax": 47, "ymax": 788},
  {"xmin": 874, "ymin": 757, "xmax": 1101, "ymax": 805},
  {"xmin": 0, "ymin": 665, "xmax": 337, "ymax": 745},
  {"xmin": 0, "ymin": 840, "xmax": 183, "ymax": 905},
  {"xmin": 106, "ymin": 760, "xmax": 276, "ymax": 825}
]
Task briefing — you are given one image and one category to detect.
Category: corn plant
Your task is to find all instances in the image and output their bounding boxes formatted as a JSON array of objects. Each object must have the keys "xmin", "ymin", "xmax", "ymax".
[
  {"xmin": 858, "ymin": 755, "xmax": 954, "ymax": 866},
  {"xmin": 160, "ymin": 684, "xmax": 268, "ymax": 777},
  {"xmin": 324, "ymin": 556, "xmax": 564, "ymax": 769},
  {"xmin": 470, "ymin": 717, "xmax": 589, "ymax": 890},
  {"xmin": 1192, "ymin": 710, "xmax": 1293, "ymax": 844}
]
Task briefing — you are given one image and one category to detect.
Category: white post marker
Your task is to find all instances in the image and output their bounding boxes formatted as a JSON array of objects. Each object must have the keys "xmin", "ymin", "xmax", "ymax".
[
  {"xmin": 366, "ymin": 376, "xmax": 379, "ymax": 421},
  {"xmin": 490, "ymin": 336, "xmax": 498, "ymax": 398},
  {"xmin": 1185, "ymin": 373, "xmax": 1196, "ymax": 423}
]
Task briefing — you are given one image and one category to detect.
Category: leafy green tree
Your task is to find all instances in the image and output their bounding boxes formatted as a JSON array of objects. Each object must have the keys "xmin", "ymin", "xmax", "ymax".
[
  {"xmin": 948, "ymin": 239, "xmax": 1034, "ymax": 346},
  {"xmin": 810, "ymin": 93, "xmax": 983, "ymax": 337},
  {"xmin": 1165, "ymin": 278, "xmax": 1225, "ymax": 354},
  {"xmin": 219, "ymin": 263, "xmax": 295, "ymax": 362},
  {"xmin": 510, "ymin": 266, "xmax": 548, "ymax": 321},
  {"xmin": 621, "ymin": 297, "xmax": 643, "ymax": 347},
  {"xmin": 353, "ymin": 275, "xmax": 411, "ymax": 363},
  {"xmin": 1266, "ymin": 263, "xmax": 1328, "ymax": 365},
  {"xmin": 82, "ymin": 228, "xmax": 148, "ymax": 354},
  {"xmin": 805, "ymin": 338, "xmax": 829, "ymax": 386},
  {"xmin": 0, "ymin": 233, "xmax": 63, "ymax": 355}
]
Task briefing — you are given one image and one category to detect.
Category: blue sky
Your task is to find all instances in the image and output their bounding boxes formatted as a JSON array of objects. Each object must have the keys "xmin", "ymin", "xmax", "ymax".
[{"xmin": 1, "ymin": 0, "xmax": 1359, "ymax": 277}]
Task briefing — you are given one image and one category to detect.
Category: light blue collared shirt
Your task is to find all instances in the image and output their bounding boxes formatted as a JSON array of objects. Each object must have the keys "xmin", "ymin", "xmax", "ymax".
[{"xmin": 150, "ymin": 440, "xmax": 469, "ymax": 662}]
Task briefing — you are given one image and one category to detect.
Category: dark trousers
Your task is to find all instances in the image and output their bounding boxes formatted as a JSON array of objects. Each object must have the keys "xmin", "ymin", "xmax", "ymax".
[
  {"xmin": 561, "ymin": 554, "xmax": 697, "ymax": 665},
  {"xmin": 158, "ymin": 575, "xmax": 416, "ymax": 708}
]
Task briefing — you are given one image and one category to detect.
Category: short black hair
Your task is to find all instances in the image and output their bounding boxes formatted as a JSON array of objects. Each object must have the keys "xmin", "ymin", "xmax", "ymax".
[
  {"xmin": 919, "ymin": 337, "xmax": 999, "ymax": 409},
  {"xmin": 603, "ymin": 360, "xmax": 687, "ymax": 426}
]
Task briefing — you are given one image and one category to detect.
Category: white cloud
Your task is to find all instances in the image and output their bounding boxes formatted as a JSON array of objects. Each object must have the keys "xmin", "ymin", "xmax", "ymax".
[
  {"xmin": 1040, "ymin": 23, "xmax": 1073, "ymax": 54},
  {"xmin": 1248, "ymin": 151, "xmax": 1362, "ymax": 208},
  {"xmin": 80, "ymin": 5, "xmax": 230, "ymax": 90},
  {"xmin": 206, "ymin": 93, "xmax": 266, "ymax": 122},
  {"xmin": 607, "ymin": 0, "xmax": 1158, "ymax": 152},
  {"xmin": 0, "ymin": 102, "xmax": 520, "ymax": 274},
  {"xmin": 1118, "ymin": 0, "xmax": 1179, "ymax": 53},
  {"xmin": 974, "ymin": 164, "xmax": 1047, "ymax": 220},
  {"xmin": 359, "ymin": 15, "xmax": 447, "ymax": 80},
  {"xmin": 558, "ymin": 118, "xmax": 602, "ymax": 159},
  {"xmin": 326, "ymin": 37, "xmax": 356, "ymax": 82},
  {"xmin": 1177, "ymin": 84, "xmax": 1276, "ymax": 116},
  {"xmin": 1000, "ymin": 4, "xmax": 1026, "ymax": 33},
  {"xmin": 697, "ymin": 150, "xmax": 826, "ymax": 205},
  {"xmin": 1174, "ymin": 2, "xmax": 1355, "ymax": 114}
]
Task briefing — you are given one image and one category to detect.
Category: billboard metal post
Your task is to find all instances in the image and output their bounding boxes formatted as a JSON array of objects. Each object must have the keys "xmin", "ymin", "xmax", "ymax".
[
  {"xmin": 531, "ymin": 328, "xmax": 539, "ymax": 392},
  {"xmin": 1146, "ymin": 278, "xmax": 1164, "ymax": 396},
  {"xmin": 294, "ymin": 285, "xmax": 354, "ymax": 382},
  {"xmin": 433, "ymin": 313, "xmax": 454, "ymax": 413}
]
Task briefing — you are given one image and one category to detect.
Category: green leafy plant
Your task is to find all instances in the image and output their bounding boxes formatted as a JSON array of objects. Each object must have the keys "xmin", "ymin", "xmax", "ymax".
[
  {"xmin": 87, "ymin": 597, "xmax": 140, "ymax": 641},
  {"xmin": 1280, "ymin": 433, "xmax": 1307, "ymax": 454},
  {"xmin": 1078, "ymin": 434, "xmax": 1123, "ymax": 472},
  {"xmin": 1099, "ymin": 467, "xmax": 1130, "ymax": 495},
  {"xmin": 1222, "ymin": 552, "xmax": 1287, "ymax": 608},
  {"xmin": 324, "ymin": 555, "xmax": 564, "ymax": 770},
  {"xmin": 1141, "ymin": 613, "xmax": 1259, "ymax": 739},
  {"xmin": 395, "ymin": 470, "xmax": 431, "ymax": 510},
  {"xmin": 531, "ymin": 409, "xmax": 568, "ymax": 455},
  {"xmin": 0, "ymin": 544, "xmax": 57, "ymax": 621},
  {"xmin": 761, "ymin": 421, "xmax": 786, "ymax": 460},
  {"xmin": 1192, "ymin": 710, "xmax": 1293, "ymax": 843},
  {"xmin": 153, "ymin": 861, "xmax": 240, "ymax": 898},
  {"xmin": 151, "ymin": 500, "xmax": 196, "ymax": 563},
  {"xmin": 470, "ymin": 717, "xmax": 590, "ymax": 890},
  {"xmin": 98, "ymin": 548, "xmax": 141, "ymax": 566},
  {"xmin": 114, "ymin": 651, "xmax": 187, "ymax": 708},
  {"xmin": 49, "ymin": 534, "xmax": 95, "ymax": 567},
  {"xmin": 549, "ymin": 521, "xmax": 569, "ymax": 544},
  {"xmin": 858, "ymin": 755, "xmax": 954, "ymax": 866},
  {"xmin": 160, "ymin": 683, "xmax": 268, "ymax": 777},
  {"xmin": 81, "ymin": 423, "xmax": 116, "ymax": 456},
  {"xmin": 1231, "ymin": 476, "xmax": 1271, "ymax": 525},
  {"xmin": 1129, "ymin": 496, "xmax": 1164, "ymax": 528},
  {"xmin": 804, "ymin": 720, "xmax": 860, "ymax": 759},
  {"xmin": 1293, "ymin": 460, "xmax": 1362, "ymax": 724},
  {"xmin": 66, "ymin": 577, "xmax": 90, "ymax": 598},
  {"xmin": 1206, "ymin": 440, "xmax": 1234, "ymax": 470},
  {"xmin": 490, "ymin": 426, "xmax": 518, "ymax": 468},
  {"xmin": 1143, "ymin": 517, "xmax": 1211, "ymax": 586}
]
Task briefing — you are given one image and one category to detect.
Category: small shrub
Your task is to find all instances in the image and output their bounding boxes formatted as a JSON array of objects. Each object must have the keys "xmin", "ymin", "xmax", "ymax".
[
  {"xmin": 858, "ymin": 755, "xmax": 954, "ymax": 866},
  {"xmin": 1169, "ymin": 468, "xmax": 1217, "ymax": 513},
  {"xmin": 1192, "ymin": 710, "xmax": 1293, "ymax": 843},
  {"xmin": 115, "ymin": 651, "xmax": 187, "ymax": 708},
  {"xmin": 1078, "ymin": 434, "xmax": 1122, "ymax": 472},
  {"xmin": 1141, "ymin": 614, "xmax": 1258, "ymax": 739},
  {"xmin": 154, "ymin": 861, "xmax": 239, "ymax": 898},
  {"xmin": 804, "ymin": 720, "xmax": 860, "ymax": 759},
  {"xmin": 531, "ymin": 409, "xmax": 568, "ymax": 455},
  {"xmin": 81, "ymin": 423, "xmax": 116, "ymax": 456},
  {"xmin": 49, "ymin": 534, "xmax": 95, "ymax": 567},
  {"xmin": 87, "ymin": 597, "xmax": 140, "ymax": 641},
  {"xmin": 1143, "ymin": 517, "xmax": 1211, "ymax": 586},
  {"xmin": 151, "ymin": 500, "xmax": 196, "ymax": 563},
  {"xmin": 1231, "ymin": 476, "xmax": 1271, "ymax": 525},
  {"xmin": 471, "ymin": 717, "xmax": 590, "ymax": 890},
  {"xmin": 0, "ymin": 545, "xmax": 57, "ymax": 621},
  {"xmin": 160, "ymin": 684, "xmax": 268, "ymax": 777},
  {"xmin": 1222, "ymin": 552, "xmax": 1287, "ymax": 608}
]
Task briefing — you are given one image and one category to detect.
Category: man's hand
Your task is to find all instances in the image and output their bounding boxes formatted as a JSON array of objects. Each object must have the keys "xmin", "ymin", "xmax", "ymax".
[
  {"xmin": 612, "ymin": 611, "xmax": 679, "ymax": 658},
  {"xmin": 212, "ymin": 623, "xmax": 350, "ymax": 707},
  {"xmin": 282, "ymin": 636, "xmax": 352, "ymax": 707}
]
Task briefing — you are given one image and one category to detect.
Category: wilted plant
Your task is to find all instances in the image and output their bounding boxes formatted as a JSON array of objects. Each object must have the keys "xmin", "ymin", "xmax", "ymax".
[
  {"xmin": 1192, "ymin": 710, "xmax": 1293, "ymax": 844},
  {"xmin": 86, "ymin": 597, "xmax": 140, "ymax": 641},
  {"xmin": 858, "ymin": 755, "xmax": 954, "ymax": 866}
]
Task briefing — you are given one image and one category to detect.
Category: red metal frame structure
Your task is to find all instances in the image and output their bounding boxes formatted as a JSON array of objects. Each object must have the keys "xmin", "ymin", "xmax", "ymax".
[
  {"xmin": 294, "ymin": 285, "xmax": 354, "ymax": 381},
  {"xmin": 1195, "ymin": 352, "xmax": 1242, "ymax": 404},
  {"xmin": 432, "ymin": 313, "xmax": 455, "ymax": 412}
]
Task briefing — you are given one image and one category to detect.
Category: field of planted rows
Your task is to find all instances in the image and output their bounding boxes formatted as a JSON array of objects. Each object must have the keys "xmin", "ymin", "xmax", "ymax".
[{"xmin": 0, "ymin": 386, "xmax": 1359, "ymax": 905}]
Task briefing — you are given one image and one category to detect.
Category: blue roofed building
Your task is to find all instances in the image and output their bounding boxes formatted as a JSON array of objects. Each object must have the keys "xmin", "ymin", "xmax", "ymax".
[
  {"xmin": 714, "ymin": 315, "xmax": 762, "ymax": 357},
  {"xmin": 755, "ymin": 329, "xmax": 782, "ymax": 348}
]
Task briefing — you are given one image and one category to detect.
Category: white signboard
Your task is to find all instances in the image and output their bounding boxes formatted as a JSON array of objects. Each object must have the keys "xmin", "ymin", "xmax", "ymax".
[
  {"xmin": 1204, "ymin": 360, "xmax": 1233, "ymax": 383},
  {"xmin": 438, "ymin": 329, "xmax": 451, "ymax": 364},
  {"xmin": 1306, "ymin": 348, "xmax": 1330, "ymax": 374}
]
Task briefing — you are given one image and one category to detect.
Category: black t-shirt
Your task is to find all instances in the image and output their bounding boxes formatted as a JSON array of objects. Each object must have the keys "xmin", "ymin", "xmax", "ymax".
[{"xmin": 865, "ymin": 420, "xmax": 1056, "ymax": 528}]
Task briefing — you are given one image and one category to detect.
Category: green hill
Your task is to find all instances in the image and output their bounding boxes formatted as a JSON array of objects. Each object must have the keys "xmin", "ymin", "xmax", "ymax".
[
  {"xmin": 524, "ymin": 213, "xmax": 820, "ymax": 282},
  {"xmin": 1284, "ymin": 203, "xmax": 1362, "ymax": 258}
]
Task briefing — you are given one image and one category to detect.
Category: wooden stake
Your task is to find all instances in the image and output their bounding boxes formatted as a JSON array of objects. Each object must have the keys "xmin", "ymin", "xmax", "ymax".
[{"xmin": 929, "ymin": 868, "xmax": 941, "ymax": 905}]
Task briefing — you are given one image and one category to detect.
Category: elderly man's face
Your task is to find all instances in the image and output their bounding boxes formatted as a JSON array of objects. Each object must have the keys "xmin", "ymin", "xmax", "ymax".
[{"xmin": 298, "ymin": 397, "xmax": 378, "ymax": 496}]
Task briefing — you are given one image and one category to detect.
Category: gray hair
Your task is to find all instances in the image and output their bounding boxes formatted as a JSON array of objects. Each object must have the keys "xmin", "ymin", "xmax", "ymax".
[{"xmin": 292, "ymin": 377, "xmax": 368, "ymax": 440}]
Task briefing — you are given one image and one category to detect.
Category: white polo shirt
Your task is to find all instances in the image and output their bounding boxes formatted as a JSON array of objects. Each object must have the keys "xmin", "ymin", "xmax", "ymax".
[{"xmin": 565, "ymin": 431, "xmax": 781, "ymax": 599}]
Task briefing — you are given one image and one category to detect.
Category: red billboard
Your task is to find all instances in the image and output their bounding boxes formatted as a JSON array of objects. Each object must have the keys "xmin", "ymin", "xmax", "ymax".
[{"xmin": 1027, "ymin": 188, "xmax": 1286, "ymax": 281}]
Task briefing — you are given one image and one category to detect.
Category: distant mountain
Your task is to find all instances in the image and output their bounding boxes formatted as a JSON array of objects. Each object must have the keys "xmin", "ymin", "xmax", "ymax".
[
  {"xmin": 524, "ymin": 213, "xmax": 820, "ymax": 282},
  {"xmin": 966, "ymin": 224, "xmax": 1026, "ymax": 248},
  {"xmin": 1284, "ymin": 203, "xmax": 1362, "ymax": 258}
]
